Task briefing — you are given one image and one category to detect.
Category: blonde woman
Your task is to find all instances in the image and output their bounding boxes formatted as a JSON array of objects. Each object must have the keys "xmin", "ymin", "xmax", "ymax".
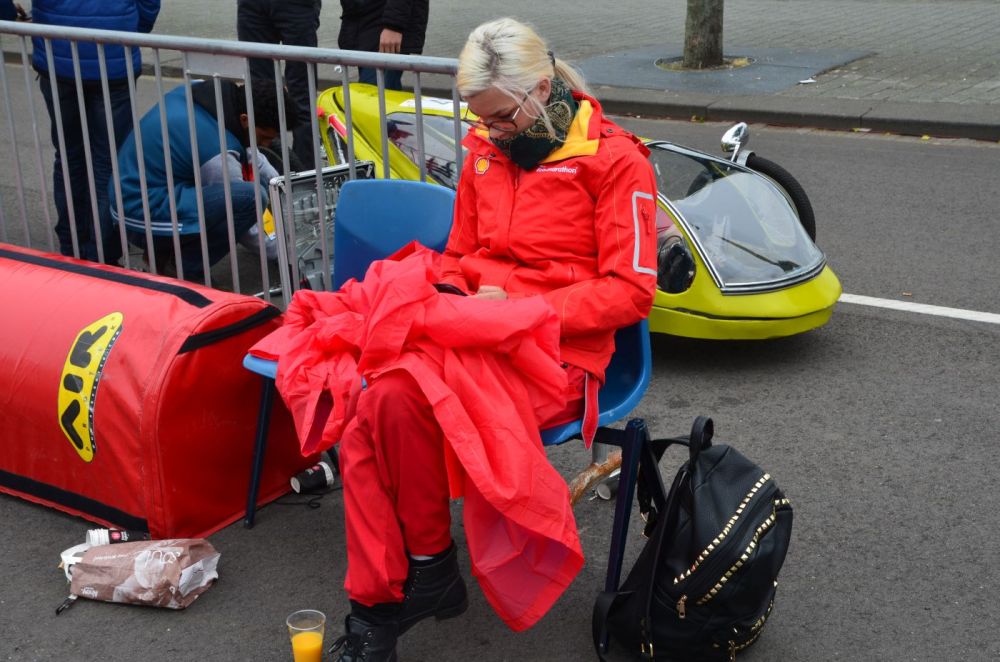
[{"xmin": 328, "ymin": 17, "xmax": 658, "ymax": 661}]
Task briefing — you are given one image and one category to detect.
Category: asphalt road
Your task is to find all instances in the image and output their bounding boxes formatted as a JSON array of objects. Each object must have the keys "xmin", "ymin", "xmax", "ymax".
[{"xmin": 2, "ymin": 87, "xmax": 1000, "ymax": 660}]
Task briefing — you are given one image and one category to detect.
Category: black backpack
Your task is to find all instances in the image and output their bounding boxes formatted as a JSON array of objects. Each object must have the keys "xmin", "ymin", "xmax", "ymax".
[{"xmin": 592, "ymin": 417, "xmax": 793, "ymax": 661}]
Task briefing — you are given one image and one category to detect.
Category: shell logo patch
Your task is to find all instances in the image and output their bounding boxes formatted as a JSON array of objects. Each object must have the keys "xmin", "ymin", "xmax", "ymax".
[
  {"xmin": 57, "ymin": 312, "xmax": 124, "ymax": 462},
  {"xmin": 475, "ymin": 157, "xmax": 490, "ymax": 175}
]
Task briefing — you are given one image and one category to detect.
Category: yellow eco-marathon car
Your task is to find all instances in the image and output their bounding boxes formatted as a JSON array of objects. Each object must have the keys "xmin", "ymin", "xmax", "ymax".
[{"xmin": 315, "ymin": 84, "xmax": 841, "ymax": 340}]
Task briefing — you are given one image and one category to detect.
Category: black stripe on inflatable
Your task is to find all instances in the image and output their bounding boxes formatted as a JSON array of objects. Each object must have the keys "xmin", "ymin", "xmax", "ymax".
[
  {"xmin": 0, "ymin": 248, "xmax": 212, "ymax": 308},
  {"xmin": 177, "ymin": 305, "xmax": 281, "ymax": 354},
  {"xmin": 0, "ymin": 469, "xmax": 150, "ymax": 533}
]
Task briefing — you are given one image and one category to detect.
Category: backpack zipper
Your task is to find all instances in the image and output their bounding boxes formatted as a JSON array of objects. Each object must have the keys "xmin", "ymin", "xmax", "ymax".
[
  {"xmin": 673, "ymin": 472, "xmax": 772, "ymax": 587},
  {"xmin": 696, "ymin": 497, "xmax": 790, "ymax": 607},
  {"xmin": 723, "ymin": 597, "xmax": 775, "ymax": 659},
  {"xmin": 668, "ymin": 477, "xmax": 781, "ymax": 613}
]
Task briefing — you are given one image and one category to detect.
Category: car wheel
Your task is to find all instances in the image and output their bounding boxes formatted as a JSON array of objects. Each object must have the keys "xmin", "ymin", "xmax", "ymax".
[{"xmin": 745, "ymin": 154, "xmax": 816, "ymax": 241}]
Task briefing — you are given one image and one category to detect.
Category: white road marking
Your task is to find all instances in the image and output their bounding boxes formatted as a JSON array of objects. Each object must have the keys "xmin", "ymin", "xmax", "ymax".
[{"xmin": 839, "ymin": 293, "xmax": 1000, "ymax": 325}]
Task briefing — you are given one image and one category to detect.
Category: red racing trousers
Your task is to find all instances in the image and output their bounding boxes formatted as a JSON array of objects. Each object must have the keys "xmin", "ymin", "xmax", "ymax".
[{"xmin": 339, "ymin": 366, "xmax": 589, "ymax": 606}]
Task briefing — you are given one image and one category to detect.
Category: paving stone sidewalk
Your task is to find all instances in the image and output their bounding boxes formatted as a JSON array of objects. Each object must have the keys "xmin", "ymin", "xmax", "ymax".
[{"xmin": 3, "ymin": 0, "xmax": 998, "ymax": 136}]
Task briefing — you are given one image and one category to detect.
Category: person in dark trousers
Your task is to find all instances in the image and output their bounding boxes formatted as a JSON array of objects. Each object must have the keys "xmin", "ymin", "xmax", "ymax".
[
  {"xmin": 338, "ymin": 0, "xmax": 428, "ymax": 91},
  {"xmin": 112, "ymin": 79, "xmax": 298, "ymax": 281},
  {"xmin": 28, "ymin": 0, "xmax": 160, "ymax": 265},
  {"xmin": 0, "ymin": 1, "xmax": 28, "ymax": 21},
  {"xmin": 237, "ymin": 0, "xmax": 321, "ymax": 166}
]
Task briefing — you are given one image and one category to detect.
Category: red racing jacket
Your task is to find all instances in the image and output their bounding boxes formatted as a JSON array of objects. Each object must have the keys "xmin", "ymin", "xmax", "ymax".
[{"xmin": 441, "ymin": 91, "xmax": 658, "ymax": 380}]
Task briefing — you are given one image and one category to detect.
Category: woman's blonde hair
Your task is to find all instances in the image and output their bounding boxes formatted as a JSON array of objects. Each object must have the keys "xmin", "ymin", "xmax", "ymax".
[{"xmin": 457, "ymin": 18, "xmax": 589, "ymax": 136}]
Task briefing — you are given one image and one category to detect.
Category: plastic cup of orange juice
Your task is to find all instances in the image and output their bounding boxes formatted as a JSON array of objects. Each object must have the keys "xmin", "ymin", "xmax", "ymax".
[{"xmin": 287, "ymin": 609, "xmax": 326, "ymax": 662}]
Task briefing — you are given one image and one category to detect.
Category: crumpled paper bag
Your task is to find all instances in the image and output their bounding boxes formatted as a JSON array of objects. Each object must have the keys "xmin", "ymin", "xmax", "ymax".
[{"xmin": 67, "ymin": 538, "xmax": 220, "ymax": 609}]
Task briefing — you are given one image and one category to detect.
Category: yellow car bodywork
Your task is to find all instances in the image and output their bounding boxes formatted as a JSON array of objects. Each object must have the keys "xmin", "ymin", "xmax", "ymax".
[
  {"xmin": 318, "ymin": 84, "xmax": 462, "ymax": 184},
  {"xmin": 316, "ymin": 84, "xmax": 841, "ymax": 340}
]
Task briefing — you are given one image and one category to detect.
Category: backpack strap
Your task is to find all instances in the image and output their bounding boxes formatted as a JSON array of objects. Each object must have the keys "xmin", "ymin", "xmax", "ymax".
[
  {"xmin": 635, "ymin": 417, "xmax": 715, "ymax": 656},
  {"xmin": 639, "ymin": 444, "xmax": 691, "ymax": 659},
  {"xmin": 639, "ymin": 416, "xmax": 714, "ymax": 527},
  {"xmin": 592, "ymin": 417, "xmax": 715, "ymax": 660},
  {"xmin": 636, "ymin": 435, "xmax": 685, "ymax": 528},
  {"xmin": 593, "ymin": 434, "xmax": 672, "ymax": 660},
  {"xmin": 687, "ymin": 415, "xmax": 714, "ymax": 465},
  {"xmin": 592, "ymin": 590, "xmax": 623, "ymax": 661}
]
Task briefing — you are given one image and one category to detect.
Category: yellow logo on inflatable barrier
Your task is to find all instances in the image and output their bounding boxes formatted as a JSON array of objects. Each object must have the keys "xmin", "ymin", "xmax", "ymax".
[{"xmin": 57, "ymin": 312, "xmax": 124, "ymax": 462}]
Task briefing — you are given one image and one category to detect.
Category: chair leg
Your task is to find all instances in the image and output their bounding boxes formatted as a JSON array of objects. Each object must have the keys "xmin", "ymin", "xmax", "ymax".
[
  {"xmin": 590, "ymin": 440, "xmax": 612, "ymax": 465},
  {"xmin": 244, "ymin": 376, "xmax": 275, "ymax": 529}
]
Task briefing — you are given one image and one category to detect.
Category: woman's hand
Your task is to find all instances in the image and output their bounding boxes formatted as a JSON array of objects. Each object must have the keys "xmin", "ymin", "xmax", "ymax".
[{"xmin": 474, "ymin": 285, "xmax": 508, "ymax": 300}]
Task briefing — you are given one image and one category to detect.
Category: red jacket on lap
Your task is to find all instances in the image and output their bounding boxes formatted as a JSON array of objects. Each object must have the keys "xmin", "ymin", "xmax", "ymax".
[{"xmin": 251, "ymin": 247, "xmax": 584, "ymax": 630}]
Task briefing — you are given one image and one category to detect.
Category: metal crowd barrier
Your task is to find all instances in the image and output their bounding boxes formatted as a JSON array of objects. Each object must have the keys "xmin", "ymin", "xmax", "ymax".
[{"xmin": 0, "ymin": 20, "xmax": 462, "ymax": 305}]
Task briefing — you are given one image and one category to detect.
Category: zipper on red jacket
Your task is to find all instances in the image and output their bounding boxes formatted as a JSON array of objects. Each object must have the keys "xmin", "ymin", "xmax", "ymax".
[{"xmin": 502, "ymin": 162, "xmax": 517, "ymax": 251}]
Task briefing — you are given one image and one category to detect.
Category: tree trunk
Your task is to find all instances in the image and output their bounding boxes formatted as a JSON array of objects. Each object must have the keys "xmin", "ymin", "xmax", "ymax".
[{"xmin": 683, "ymin": 0, "xmax": 724, "ymax": 69}]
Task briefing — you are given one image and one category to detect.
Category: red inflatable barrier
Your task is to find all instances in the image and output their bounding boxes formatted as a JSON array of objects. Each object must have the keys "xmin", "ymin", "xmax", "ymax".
[{"xmin": 0, "ymin": 244, "xmax": 312, "ymax": 538}]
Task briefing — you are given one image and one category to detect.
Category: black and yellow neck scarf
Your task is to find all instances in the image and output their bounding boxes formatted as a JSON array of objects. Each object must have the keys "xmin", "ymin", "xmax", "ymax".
[{"xmin": 491, "ymin": 77, "xmax": 578, "ymax": 171}]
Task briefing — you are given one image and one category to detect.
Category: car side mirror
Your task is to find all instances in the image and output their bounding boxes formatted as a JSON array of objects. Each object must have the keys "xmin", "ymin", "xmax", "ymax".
[{"xmin": 721, "ymin": 122, "xmax": 749, "ymax": 162}]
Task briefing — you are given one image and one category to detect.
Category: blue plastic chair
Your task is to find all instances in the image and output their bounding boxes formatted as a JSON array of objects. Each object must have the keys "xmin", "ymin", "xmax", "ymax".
[
  {"xmin": 242, "ymin": 178, "xmax": 653, "ymax": 606},
  {"xmin": 333, "ymin": 179, "xmax": 457, "ymax": 287},
  {"xmin": 540, "ymin": 320, "xmax": 650, "ymax": 446}
]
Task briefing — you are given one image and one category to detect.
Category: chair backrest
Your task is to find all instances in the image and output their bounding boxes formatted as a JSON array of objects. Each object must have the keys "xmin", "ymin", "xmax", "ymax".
[
  {"xmin": 333, "ymin": 179, "xmax": 456, "ymax": 289},
  {"xmin": 540, "ymin": 319, "xmax": 652, "ymax": 446}
]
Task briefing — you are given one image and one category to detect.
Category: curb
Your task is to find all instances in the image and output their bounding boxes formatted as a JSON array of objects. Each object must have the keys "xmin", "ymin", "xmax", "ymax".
[
  {"xmin": 414, "ymin": 81, "xmax": 1000, "ymax": 143},
  {"xmin": 5, "ymin": 50, "xmax": 998, "ymax": 142},
  {"xmin": 590, "ymin": 86, "xmax": 1000, "ymax": 142}
]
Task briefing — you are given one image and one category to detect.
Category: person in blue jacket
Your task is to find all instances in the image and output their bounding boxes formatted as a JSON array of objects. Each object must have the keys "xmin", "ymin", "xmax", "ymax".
[
  {"xmin": 113, "ymin": 79, "xmax": 298, "ymax": 281},
  {"xmin": 30, "ymin": 0, "xmax": 160, "ymax": 265}
]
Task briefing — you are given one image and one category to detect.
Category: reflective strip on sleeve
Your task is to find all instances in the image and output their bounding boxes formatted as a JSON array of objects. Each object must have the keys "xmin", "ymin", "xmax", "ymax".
[{"xmin": 631, "ymin": 191, "xmax": 657, "ymax": 276}]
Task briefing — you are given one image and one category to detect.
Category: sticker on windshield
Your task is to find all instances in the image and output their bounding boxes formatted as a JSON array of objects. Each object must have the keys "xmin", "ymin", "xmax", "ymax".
[{"xmin": 400, "ymin": 97, "xmax": 467, "ymax": 113}]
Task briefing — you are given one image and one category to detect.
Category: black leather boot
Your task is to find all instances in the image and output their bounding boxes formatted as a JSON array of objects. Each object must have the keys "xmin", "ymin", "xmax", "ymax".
[
  {"xmin": 329, "ymin": 613, "xmax": 399, "ymax": 662},
  {"xmin": 398, "ymin": 542, "xmax": 469, "ymax": 634}
]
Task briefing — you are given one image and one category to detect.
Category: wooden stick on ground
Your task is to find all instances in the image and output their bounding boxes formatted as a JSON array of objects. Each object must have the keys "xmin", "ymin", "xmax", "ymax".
[{"xmin": 568, "ymin": 449, "xmax": 623, "ymax": 506}]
